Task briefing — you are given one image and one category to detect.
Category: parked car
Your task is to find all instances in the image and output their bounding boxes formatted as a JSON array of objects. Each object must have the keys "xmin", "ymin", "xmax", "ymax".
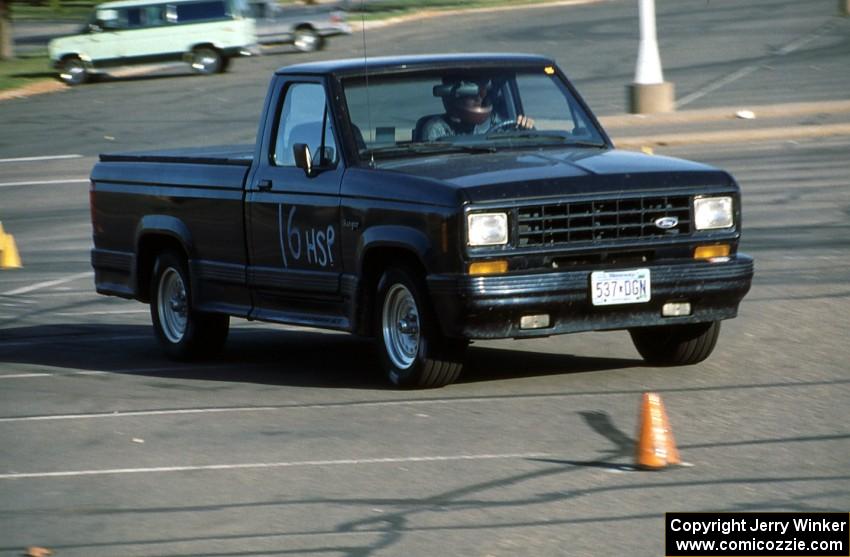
[
  {"xmin": 88, "ymin": 54, "xmax": 753, "ymax": 388},
  {"xmin": 247, "ymin": 0, "xmax": 350, "ymax": 52},
  {"xmin": 48, "ymin": 0, "xmax": 257, "ymax": 85}
]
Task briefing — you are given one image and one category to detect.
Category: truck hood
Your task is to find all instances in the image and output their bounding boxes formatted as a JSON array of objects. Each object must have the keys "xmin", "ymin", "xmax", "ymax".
[{"xmin": 377, "ymin": 148, "xmax": 731, "ymax": 203}]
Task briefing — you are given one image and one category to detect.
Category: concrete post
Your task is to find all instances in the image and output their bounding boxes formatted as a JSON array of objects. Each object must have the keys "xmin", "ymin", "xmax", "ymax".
[{"xmin": 628, "ymin": 0, "xmax": 674, "ymax": 113}]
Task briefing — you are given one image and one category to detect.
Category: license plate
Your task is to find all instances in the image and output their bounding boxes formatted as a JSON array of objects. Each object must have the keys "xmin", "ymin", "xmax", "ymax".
[{"xmin": 590, "ymin": 268, "xmax": 651, "ymax": 306}]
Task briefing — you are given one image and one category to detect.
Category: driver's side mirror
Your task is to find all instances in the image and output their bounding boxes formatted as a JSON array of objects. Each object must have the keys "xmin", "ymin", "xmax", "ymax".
[{"xmin": 293, "ymin": 143, "xmax": 313, "ymax": 175}]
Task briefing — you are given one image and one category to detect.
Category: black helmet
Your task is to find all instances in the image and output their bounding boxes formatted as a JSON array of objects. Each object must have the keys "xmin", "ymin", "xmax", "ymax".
[{"xmin": 434, "ymin": 79, "xmax": 493, "ymax": 126}]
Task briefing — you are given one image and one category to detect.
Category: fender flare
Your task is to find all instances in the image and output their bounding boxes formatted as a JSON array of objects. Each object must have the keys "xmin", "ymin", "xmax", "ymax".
[
  {"xmin": 356, "ymin": 225, "xmax": 433, "ymax": 274},
  {"xmin": 135, "ymin": 215, "xmax": 194, "ymax": 256}
]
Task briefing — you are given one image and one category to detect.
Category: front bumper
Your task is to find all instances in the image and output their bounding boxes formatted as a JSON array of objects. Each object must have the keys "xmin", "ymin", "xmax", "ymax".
[{"xmin": 427, "ymin": 255, "xmax": 754, "ymax": 340}]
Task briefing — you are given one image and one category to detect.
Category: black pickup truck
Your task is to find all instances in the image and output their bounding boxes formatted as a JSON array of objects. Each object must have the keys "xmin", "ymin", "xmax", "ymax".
[{"xmin": 90, "ymin": 53, "xmax": 753, "ymax": 388}]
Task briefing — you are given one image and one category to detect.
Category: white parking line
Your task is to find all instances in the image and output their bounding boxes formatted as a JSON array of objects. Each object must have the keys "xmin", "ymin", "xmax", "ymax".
[
  {"xmin": 0, "ymin": 154, "xmax": 83, "ymax": 163},
  {"xmin": 0, "ymin": 334, "xmax": 149, "ymax": 348},
  {"xmin": 0, "ymin": 406, "xmax": 280, "ymax": 422},
  {"xmin": 0, "ymin": 452, "xmax": 550, "ymax": 480},
  {"xmin": 0, "ymin": 371, "xmax": 108, "ymax": 379},
  {"xmin": 54, "ymin": 309, "xmax": 149, "ymax": 316},
  {"xmin": 2, "ymin": 271, "xmax": 93, "ymax": 296},
  {"xmin": 0, "ymin": 178, "xmax": 89, "ymax": 188},
  {"xmin": 676, "ymin": 20, "xmax": 836, "ymax": 108}
]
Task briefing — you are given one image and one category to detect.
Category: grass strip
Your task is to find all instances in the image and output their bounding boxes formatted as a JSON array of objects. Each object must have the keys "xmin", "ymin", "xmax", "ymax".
[{"xmin": 0, "ymin": 53, "xmax": 53, "ymax": 91}]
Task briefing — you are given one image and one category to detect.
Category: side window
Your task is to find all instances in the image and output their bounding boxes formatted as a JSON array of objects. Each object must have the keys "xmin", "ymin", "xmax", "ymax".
[
  {"xmin": 274, "ymin": 83, "xmax": 338, "ymax": 168},
  {"xmin": 96, "ymin": 8, "xmax": 123, "ymax": 29},
  {"xmin": 174, "ymin": 0, "xmax": 228, "ymax": 22},
  {"xmin": 514, "ymin": 74, "xmax": 581, "ymax": 134},
  {"xmin": 125, "ymin": 7, "xmax": 143, "ymax": 27},
  {"xmin": 144, "ymin": 5, "xmax": 166, "ymax": 26}
]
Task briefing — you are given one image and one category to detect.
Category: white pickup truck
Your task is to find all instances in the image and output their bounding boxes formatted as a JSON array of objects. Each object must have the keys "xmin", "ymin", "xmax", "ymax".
[{"xmin": 248, "ymin": 0, "xmax": 351, "ymax": 52}]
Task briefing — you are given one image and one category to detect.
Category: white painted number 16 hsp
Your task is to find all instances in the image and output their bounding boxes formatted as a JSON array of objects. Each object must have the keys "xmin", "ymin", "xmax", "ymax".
[{"xmin": 278, "ymin": 205, "xmax": 336, "ymax": 269}]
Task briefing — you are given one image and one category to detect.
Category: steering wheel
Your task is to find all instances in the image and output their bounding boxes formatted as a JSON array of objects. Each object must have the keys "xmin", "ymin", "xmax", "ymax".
[{"xmin": 487, "ymin": 119, "xmax": 519, "ymax": 133}]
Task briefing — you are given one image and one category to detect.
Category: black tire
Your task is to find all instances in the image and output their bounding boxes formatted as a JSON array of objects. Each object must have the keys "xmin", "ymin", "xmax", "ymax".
[
  {"xmin": 150, "ymin": 250, "xmax": 230, "ymax": 360},
  {"xmin": 59, "ymin": 56, "xmax": 87, "ymax": 86},
  {"xmin": 629, "ymin": 321, "xmax": 721, "ymax": 366},
  {"xmin": 190, "ymin": 46, "xmax": 224, "ymax": 75},
  {"xmin": 293, "ymin": 28, "xmax": 324, "ymax": 52},
  {"xmin": 375, "ymin": 266, "xmax": 466, "ymax": 388}
]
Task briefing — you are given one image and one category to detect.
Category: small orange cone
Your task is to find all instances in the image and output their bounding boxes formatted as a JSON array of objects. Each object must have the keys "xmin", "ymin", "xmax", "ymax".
[{"xmin": 635, "ymin": 392, "xmax": 681, "ymax": 470}]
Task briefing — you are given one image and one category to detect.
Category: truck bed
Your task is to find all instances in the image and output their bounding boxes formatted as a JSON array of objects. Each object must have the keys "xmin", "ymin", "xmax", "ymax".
[{"xmin": 99, "ymin": 144, "xmax": 254, "ymax": 166}]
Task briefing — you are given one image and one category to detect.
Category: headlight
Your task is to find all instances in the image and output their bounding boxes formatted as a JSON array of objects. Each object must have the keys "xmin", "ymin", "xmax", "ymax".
[
  {"xmin": 467, "ymin": 212, "xmax": 508, "ymax": 246},
  {"xmin": 694, "ymin": 196, "xmax": 733, "ymax": 230}
]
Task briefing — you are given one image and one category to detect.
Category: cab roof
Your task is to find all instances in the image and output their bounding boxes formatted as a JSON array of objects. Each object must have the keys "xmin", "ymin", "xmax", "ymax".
[{"xmin": 275, "ymin": 53, "xmax": 557, "ymax": 78}]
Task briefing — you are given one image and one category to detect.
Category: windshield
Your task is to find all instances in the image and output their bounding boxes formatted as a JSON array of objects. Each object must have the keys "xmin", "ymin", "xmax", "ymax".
[{"xmin": 341, "ymin": 66, "xmax": 606, "ymax": 160}]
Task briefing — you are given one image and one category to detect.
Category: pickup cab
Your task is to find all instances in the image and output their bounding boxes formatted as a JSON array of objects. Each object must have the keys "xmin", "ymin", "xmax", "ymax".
[
  {"xmin": 247, "ymin": 0, "xmax": 350, "ymax": 52},
  {"xmin": 89, "ymin": 53, "xmax": 754, "ymax": 388}
]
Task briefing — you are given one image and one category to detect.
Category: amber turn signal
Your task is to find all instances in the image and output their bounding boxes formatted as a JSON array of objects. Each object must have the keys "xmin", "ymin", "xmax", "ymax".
[
  {"xmin": 694, "ymin": 244, "xmax": 730, "ymax": 260},
  {"xmin": 468, "ymin": 260, "xmax": 508, "ymax": 275}
]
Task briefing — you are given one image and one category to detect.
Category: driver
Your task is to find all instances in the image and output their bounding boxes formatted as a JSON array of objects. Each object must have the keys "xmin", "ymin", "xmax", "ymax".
[{"xmin": 418, "ymin": 78, "xmax": 534, "ymax": 142}]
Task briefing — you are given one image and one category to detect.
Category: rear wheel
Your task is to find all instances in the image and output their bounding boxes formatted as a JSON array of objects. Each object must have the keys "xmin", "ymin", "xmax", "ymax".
[
  {"xmin": 375, "ymin": 266, "xmax": 466, "ymax": 388},
  {"xmin": 293, "ymin": 28, "xmax": 324, "ymax": 52},
  {"xmin": 59, "ymin": 56, "xmax": 87, "ymax": 86},
  {"xmin": 629, "ymin": 321, "xmax": 721, "ymax": 366},
  {"xmin": 150, "ymin": 250, "xmax": 229, "ymax": 359},
  {"xmin": 190, "ymin": 46, "xmax": 225, "ymax": 75}
]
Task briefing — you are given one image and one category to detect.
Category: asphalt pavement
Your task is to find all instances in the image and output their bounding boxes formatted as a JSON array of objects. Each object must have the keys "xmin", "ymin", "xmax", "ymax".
[{"xmin": 0, "ymin": 0, "xmax": 849, "ymax": 555}]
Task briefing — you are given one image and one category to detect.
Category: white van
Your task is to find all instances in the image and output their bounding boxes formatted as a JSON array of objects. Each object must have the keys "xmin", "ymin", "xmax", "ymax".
[{"xmin": 48, "ymin": 0, "xmax": 256, "ymax": 85}]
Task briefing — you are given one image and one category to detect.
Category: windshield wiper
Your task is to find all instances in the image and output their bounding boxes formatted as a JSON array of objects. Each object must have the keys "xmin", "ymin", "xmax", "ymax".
[
  {"xmin": 361, "ymin": 142, "xmax": 496, "ymax": 159},
  {"xmin": 484, "ymin": 130, "xmax": 606, "ymax": 148}
]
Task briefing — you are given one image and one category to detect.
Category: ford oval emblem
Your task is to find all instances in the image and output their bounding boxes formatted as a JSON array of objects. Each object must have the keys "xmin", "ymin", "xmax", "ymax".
[{"xmin": 654, "ymin": 216, "xmax": 679, "ymax": 230}]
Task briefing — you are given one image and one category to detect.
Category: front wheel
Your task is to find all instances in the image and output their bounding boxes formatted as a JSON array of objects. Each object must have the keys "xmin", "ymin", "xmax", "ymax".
[
  {"xmin": 150, "ymin": 251, "xmax": 230, "ymax": 359},
  {"xmin": 375, "ymin": 267, "xmax": 466, "ymax": 388},
  {"xmin": 293, "ymin": 28, "xmax": 324, "ymax": 52},
  {"xmin": 190, "ymin": 47, "xmax": 225, "ymax": 75},
  {"xmin": 629, "ymin": 321, "xmax": 721, "ymax": 366},
  {"xmin": 59, "ymin": 56, "xmax": 87, "ymax": 86}
]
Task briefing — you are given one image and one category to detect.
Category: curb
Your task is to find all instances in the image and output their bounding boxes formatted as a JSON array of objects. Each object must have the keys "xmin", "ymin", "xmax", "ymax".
[
  {"xmin": 0, "ymin": 79, "xmax": 65, "ymax": 101},
  {"xmin": 612, "ymin": 122, "xmax": 850, "ymax": 149},
  {"xmin": 601, "ymin": 100, "xmax": 850, "ymax": 147},
  {"xmin": 357, "ymin": 0, "xmax": 602, "ymax": 30},
  {"xmin": 0, "ymin": 62, "xmax": 186, "ymax": 102},
  {"xmin": 599, "ymin": 100, "xmax": 850, "ymax": 128}
]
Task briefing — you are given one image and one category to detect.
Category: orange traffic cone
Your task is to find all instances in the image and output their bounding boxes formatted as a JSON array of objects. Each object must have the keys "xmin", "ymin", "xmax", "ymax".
[
  {"xmin": 0, "ymin": 221, "xmax": 22, "ymax": 269},
  {"xmin": 635, "ymin": 392, "xmax": 681, "ymax": 470}
]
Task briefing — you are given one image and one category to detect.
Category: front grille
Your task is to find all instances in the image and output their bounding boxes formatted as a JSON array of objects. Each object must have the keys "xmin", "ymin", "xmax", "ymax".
[{"xmin": 517, "ymin": 195, "xmax": 691, "ymax": 247}]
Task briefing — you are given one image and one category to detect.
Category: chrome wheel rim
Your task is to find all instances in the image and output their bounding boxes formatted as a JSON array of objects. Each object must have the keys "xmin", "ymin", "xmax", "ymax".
[
  {"xmin": 192, "ymin": 50, "xmax": 218, "ymax": 73},
  {"xmin": 157, "ymin": 268, "xmax": 188, "ymax": 343},
  {"xmin": 61, "ymin": 60, "xmax": 85, "ymax": 85},
  {"xmin": 382, "ymin": 284, "xmax": 420, "ymax": 370},
  {"xmin": 294, "ymin": 31, "xmax": 318, "ymax": 52}
]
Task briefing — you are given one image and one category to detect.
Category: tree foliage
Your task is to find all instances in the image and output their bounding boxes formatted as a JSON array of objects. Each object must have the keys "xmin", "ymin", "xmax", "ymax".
[{"xmin": 0, "ymin": 0, "xmax": 13, "ymax": 60}]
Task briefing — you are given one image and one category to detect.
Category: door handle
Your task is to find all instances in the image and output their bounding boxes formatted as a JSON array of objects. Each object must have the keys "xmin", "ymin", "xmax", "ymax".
[{"xmin": 257, "ymin": 179, "xmax": 273, "ymax": 191}]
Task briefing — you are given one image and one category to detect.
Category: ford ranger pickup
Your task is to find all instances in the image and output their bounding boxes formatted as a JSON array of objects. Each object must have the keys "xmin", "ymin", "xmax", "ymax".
[{"xmin": 89, "ymin": 53, "xmax": 754, "ymax": 388}]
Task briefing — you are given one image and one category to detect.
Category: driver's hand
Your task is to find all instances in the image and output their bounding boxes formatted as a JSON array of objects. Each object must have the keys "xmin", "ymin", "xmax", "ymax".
[{"xmin": 517, "ymin": 115, "xmax": 535, "ymax": 129}]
